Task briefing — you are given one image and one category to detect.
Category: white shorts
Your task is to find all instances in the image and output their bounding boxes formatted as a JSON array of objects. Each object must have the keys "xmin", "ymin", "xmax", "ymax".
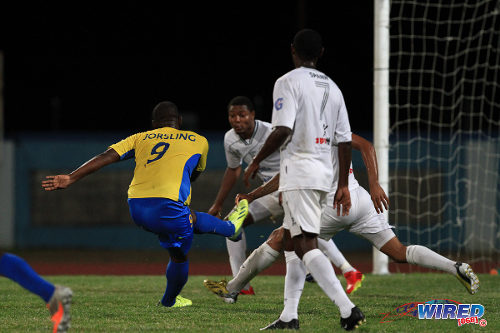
[
  {"xmin": 319, "ymin": 186, "xmax": 395, "ymax": 249},
  {"xmin": 282, "ymin": 189, "xmax": 328, "ymax": 237},
  {"xmin": 248, "ymin": 191, "xmax": 283, "ymax": 223}
]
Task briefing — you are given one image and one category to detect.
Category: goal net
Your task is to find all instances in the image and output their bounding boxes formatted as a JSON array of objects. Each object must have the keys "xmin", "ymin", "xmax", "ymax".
[{"xmin": 389, "ymin": 0, "xmax": 500, "ymax": 273}]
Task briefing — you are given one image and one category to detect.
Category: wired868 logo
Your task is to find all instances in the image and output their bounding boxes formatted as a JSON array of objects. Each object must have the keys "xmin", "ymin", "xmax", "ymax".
[
  {"xmin": 418, "ymin": 301, "xmax": 487, "ymax": 327},
  {"xmin": 380, "ymin": 299, "xmax": 487, "ymax": 327}
]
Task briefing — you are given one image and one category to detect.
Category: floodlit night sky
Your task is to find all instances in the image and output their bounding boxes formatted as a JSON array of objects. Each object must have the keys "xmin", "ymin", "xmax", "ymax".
[{"xmin": 0, "ymin": 1, "xmax": 373, "ymax": 134}]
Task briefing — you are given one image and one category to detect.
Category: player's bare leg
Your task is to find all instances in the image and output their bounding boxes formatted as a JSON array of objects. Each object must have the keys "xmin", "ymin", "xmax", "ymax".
[{"xmin": 379, "ymin": 236, "xmax": 479, "ymax": 294}]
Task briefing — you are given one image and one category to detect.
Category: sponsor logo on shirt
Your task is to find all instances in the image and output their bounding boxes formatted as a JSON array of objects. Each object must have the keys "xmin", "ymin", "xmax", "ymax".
[
  {"xmin": 309, "ymin": 72, "xmax": 328, "ymax": 80},
  {"xmin": 315, "ymin": 137, "xmax": 331, "ymax": 145},
  {"xmin": 274, "ymin": 98, "xmax": 283, "ymax": 110}
]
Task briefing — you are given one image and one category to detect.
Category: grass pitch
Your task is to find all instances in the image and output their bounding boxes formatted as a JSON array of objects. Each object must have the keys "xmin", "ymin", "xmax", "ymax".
[{"xmin": 0, "ymin": 273, "xmax": 497, "ymax": 332}]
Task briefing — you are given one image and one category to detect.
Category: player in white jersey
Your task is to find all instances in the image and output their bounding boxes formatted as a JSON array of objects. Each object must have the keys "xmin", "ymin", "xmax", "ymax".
[
  {"xmin": 203, "ymin": 133, "xmax": 386, "ymax": 305},
  {"xmin": 207, "ymin": 96, "xmax": 363, "ymax": 295},
  {"xmin": 244, "ymin": 29, "xmax": 363, "ymax": 331},
  {"xmin": 239, "ymin": 137, "xmax": 480, "ymax": 330}
]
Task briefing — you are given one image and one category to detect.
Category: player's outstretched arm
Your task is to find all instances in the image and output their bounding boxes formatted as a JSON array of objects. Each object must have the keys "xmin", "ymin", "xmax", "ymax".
[
  {"xmin": 42, "ymin": 148, "xmax": 120, "ymax": 191},
  {"xmin": 243, "ymin": 126, "xmax": 290, "ymax": 187},
  {"xmin": 352, "ymin": 133, "xmax": 389, "ymax": 213},
  {"xmin": 208, "ymin": 166, "xmax": 241, "ymax": 217},
  {"xmin": 235, "ymin": 173, "xmax": 280, "ymax": 205}
]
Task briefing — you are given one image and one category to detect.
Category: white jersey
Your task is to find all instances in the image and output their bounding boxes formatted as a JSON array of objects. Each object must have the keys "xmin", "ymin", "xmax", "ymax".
[
  {"xmin": 224, "ymin": 120, "xmax": 281, "ymax": 183},
  {"xmin": 271, "ymin": 67, "xmax": 352, "ymax": 192}
]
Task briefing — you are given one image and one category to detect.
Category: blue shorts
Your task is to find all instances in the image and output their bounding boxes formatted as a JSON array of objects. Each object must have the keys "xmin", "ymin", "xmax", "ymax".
[{"xmin": 128, "ymin": 198, "xmax": 193, "ymax": 253}]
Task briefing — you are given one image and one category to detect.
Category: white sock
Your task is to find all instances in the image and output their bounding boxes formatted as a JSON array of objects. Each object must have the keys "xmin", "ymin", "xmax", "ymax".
[
  {"xmin": 318, "ymin": 238, "xmax": 354, "ymax": 274},
  {"xmin": 279, "ymin": 251, "xmax": 306, "ymax": 322},
  {"xmin": 406, "ymin": 245, "xmax": 456, "ymax": 274},
  {"xmin": 227, "ymin": 242, "xmax": 280, "ymax": 293},
  {"xmin": 226, "ymin": 230, "xmax": 249, "ymax": 290},
  {"xmin": 303, "ymin": 249, "xmax": 355, "ymax": 318}
]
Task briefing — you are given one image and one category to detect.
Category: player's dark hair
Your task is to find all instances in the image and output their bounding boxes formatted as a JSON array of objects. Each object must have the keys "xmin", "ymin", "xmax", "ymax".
[
  {"xmin": 152, "ymin": 101, "xmax": 179, "ymax": 122},
  {"xmin": 228, "ymin": 96, "xmax": 254, "ymax": 111},
  {"xmin": 292, "ymin": 29, "xmax": 323, "ymax": 61}
]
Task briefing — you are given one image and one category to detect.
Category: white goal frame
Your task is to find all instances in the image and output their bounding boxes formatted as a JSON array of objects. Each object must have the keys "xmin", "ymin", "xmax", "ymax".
[{"xmin": 373, "ymin": 0, "xmax": 391, "ymax": 274}]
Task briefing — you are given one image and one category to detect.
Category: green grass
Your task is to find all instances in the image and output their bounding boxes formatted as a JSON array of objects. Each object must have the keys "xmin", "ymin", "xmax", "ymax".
[{"xmin": 0, "ymin": 274, "xmax": 498, "ymax": 332}]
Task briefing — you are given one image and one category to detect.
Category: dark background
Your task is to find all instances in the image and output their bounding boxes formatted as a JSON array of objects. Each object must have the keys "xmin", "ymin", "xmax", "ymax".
[{"xmin": 0, "ymin": 1, "xmax": 374, "ymax": 135}]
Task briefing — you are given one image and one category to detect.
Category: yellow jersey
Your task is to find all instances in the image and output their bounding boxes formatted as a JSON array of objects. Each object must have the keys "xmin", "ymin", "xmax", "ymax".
[{"xmin": 110, "ymin": 127, "xmax": 209, "ymax": 205}]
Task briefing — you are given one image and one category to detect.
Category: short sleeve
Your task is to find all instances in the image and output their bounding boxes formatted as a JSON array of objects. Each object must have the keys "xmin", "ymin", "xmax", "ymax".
[
  {"xmin": 109, "ymin": 133, "xmax": 140, "ymax": 160},
  {"xmin": 196, "ymin": 137, "xmax": 209, "ymax": 172},
  {"xmin": 271, "ymin": 77, "xmax": 296, "ymax": 130},
  {"xmin": 224, "ymin": 147, "xmax": 241, "ymax": 171},
  {"xmin": 334, "ymin": 90, "xmax": 352, "ymax": 143}
]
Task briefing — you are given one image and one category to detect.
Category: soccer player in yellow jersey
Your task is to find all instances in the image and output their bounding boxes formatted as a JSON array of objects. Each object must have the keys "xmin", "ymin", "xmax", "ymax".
[{"xmin": 42, "ymin": 101, "xmax": 249, "ymax": 308}]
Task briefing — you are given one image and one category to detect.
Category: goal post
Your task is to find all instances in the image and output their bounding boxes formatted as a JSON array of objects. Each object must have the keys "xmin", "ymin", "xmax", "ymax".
[{"xmin": 373, "ymin": 0, "xmax": 390, "ymax": 274}]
